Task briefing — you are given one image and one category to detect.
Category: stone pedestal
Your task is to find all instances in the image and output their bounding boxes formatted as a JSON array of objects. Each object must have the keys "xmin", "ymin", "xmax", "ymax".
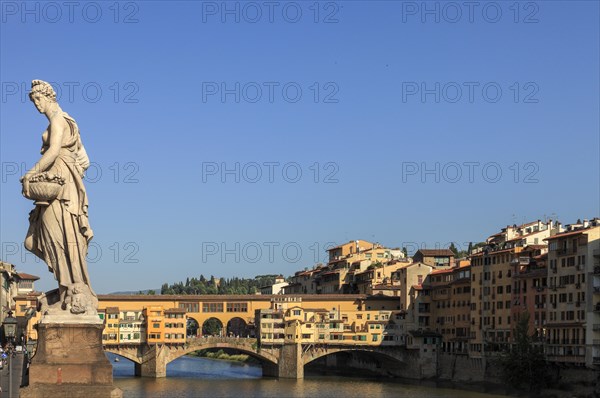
[{"xmin": 20, "ymin": 322, "xmax": 122, "ymax": 398}]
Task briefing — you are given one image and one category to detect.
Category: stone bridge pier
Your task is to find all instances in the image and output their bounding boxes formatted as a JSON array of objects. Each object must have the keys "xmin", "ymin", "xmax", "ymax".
[
  {"xmin": 264, "ymin": 343, "xmax": 303, "ymax": 379},
  {"xmin": 135, "ymin": 345, "xmax": 169, "ymax": 378}
]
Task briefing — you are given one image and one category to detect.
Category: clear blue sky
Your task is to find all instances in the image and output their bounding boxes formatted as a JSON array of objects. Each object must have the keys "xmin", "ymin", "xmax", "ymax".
[{"xmin": 1, "ymin": 1, "xmax": 598, "ymax": 293}]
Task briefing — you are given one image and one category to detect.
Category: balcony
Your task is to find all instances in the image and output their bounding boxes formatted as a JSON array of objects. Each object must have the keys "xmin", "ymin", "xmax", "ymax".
[{"xmin": 511, "ymin": 257, "xmax": 531, "ymax": 266}]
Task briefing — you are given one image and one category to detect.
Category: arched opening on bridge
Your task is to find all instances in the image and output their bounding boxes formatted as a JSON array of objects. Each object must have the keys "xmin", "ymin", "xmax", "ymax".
[
  {"xmin": 166, "ymin": 351, "xmax": 263, "ymax": 378},
  {"xmin": 166, "ymin": 341, "xmax": 278, "ymax": 378},
  {"xmin": 226, "ymin": 317, "xmax": 250, "ymax": 337},
  {"xmin": 202, "ymin": 317, "xmax": 224, "ymax": 336},
  {"xmin": 104, "ymin": 352, "xmax": 138, "ymax": 377},
  {"xmin": 187, "ymin": 318, "xmax": 199, "ymax": 337},
  {"xmin": 305, "ymin": 350, "xmax": 408, "ymax": 378}
]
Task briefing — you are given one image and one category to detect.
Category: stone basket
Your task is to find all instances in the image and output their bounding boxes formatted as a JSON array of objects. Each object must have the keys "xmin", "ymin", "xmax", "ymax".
[{"xmin": 26, "ymin": 174, "xmax": 65, "ymax": 206}]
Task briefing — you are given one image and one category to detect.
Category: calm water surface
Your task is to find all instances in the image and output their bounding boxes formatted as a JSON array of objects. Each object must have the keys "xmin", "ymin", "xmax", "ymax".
[{"xmin": 107, "ymin": 353, "xmax": 507, "ymax": 398}]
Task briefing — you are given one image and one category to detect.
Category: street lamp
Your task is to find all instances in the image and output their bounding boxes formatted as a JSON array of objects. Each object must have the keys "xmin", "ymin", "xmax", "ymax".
[
  {"xmin": 3, "ymin": 310, "xmax": 18, "ymax": 398},
  {"xmin": 3, "ymin": 310, "xmax": 17, "ymax": 339}
]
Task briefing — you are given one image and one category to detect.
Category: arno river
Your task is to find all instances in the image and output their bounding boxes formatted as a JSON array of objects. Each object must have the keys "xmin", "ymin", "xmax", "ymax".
[{"xmin": 107, "ymin": 353, "xmax": 507, "ymax": 398}]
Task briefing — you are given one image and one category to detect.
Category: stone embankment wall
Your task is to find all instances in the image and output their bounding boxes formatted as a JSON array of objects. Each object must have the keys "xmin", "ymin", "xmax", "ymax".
[
  {"xmin": 437, "ymin": 353, "xmax": 600, "ymax": 398},
  {"xmin": 309, "ymin": 351, "xmax": 600, "ymax": 397}
]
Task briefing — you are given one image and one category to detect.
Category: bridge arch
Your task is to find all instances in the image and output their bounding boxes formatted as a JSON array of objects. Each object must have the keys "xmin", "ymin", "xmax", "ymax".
[
  {"xmin": 202, "ymin": 317, "xmax": 224, "ymax": 336},
  {"xmin": 103, "ymin": 347, "xmax": 143, "ymax": 364},
  {"xmin": 302, "ymin": 346, "xmax": 407, "ymax": 367},
  {"xmin": 187, "ymin": 317, "xmax": 200, "ymax": 337},
  {"xmin": 226, "ymin": 317, "xmax": 250, "ymax": 337},
  {"xmin": 166, "ymin": 339, "xmax": 279, "ymax": 366}
]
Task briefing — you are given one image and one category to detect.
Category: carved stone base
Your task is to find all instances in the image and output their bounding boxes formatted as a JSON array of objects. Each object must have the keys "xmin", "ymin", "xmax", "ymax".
[{"xmin": 20, "ymin": 323, "xmax": 122, "ymax": 398}]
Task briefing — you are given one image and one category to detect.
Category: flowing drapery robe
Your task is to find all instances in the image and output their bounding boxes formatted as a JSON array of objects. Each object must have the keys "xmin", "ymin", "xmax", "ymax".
[{"xmin": 26, "ymin": 113, "xmax": 94, "ymax": 294}]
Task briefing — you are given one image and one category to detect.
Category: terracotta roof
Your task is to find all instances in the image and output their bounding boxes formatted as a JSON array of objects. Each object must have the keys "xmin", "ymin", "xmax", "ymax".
[
  {"xmin": 431, "ymin": 268, "xmax": 454, "ymax": 275},
  {"xmin": 16, "ymin": 272, "xmax": 40, "ymax": 280},
  {"xmin": 105, "ymin": 307, "xmax": 120, "ymax": 313},
  {"xmin": 505, "ymin": 237, "xmax": 524, "ymax": 243},
  {"xmin": 544, "ymin": 230, "xmax": 583, "ymax": 241},
  {"xmin": 393, "ymin": 261, "xmax": 429, "ymax": 271},
  {"xmin": 416, "ymin": 249, "xmax": 455, "ymax": 257},
  {"xmin": 470, "ymin": 247, "xmax": 518, "ymax": 257},
  {"xmin": 523, "ymin": 244, "xmax": 547, "ymax": 250},
  {"xmin": 412, "ymin": 284, "xmax": 423, "ymax": 291}
]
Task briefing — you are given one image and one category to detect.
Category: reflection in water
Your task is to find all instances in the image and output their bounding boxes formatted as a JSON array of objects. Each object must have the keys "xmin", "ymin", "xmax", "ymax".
[{"xmin": 107, "ymin": 353, "xmax": 506, "ymax": 398}]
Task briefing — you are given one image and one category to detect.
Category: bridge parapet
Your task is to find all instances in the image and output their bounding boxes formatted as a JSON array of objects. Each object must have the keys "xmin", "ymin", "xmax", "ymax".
[{"xmin": 187, "ymin": 336, "xmax": 258, "ymax": 347}]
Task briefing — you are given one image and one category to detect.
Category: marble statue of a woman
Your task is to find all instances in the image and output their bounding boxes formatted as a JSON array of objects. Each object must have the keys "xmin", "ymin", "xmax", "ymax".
[{"xmin": 22, "ymin": 79, "xmax": 98, "ymax": 316}]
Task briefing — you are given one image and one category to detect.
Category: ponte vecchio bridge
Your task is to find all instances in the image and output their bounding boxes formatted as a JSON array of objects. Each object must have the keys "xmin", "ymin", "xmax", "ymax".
[
  {"xmin": 19, "ymin": 294, "xmax": 437, "ymax": 379},
  {"xmin": 103, "ymin": 335, "xmax": 422, "ymax": 379}
]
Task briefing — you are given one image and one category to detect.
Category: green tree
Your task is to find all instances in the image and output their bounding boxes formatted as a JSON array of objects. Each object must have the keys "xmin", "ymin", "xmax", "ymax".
[
  {"xmin": 402, "ymin": 247, "xmax": 408, "ymax": 258},
  {"xmin": 160, "ymin": 283, "xmax": 169, "ymax": 294},
  {"xmin": 500, "ymin": 312, "xmax": 551, "ymax": 392},
  {"xmin": 449, "ymin": 242, "xmax": 458, "ymax": 256},
  {"xmin": 202, "ymin": 318, "xmax": 223, "ymax": 336}
]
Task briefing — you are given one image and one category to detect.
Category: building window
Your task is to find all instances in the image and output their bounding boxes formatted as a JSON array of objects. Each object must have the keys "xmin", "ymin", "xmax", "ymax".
[
  {"xmin": 202, "ymin": 303, "xmax": 224, "ymax": 312},
  {"xmin": 179, "ymin": 303, "xmax": 199, "ymax": 313},
  {"xmin": 226, "ymin": 303, "xmax": 248, "ymax": 312}
]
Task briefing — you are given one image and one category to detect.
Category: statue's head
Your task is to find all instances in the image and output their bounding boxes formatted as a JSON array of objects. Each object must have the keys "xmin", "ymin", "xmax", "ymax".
[{"xmin": 29, "ymin": 80, "xmax": 57, "ymax": 113}]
